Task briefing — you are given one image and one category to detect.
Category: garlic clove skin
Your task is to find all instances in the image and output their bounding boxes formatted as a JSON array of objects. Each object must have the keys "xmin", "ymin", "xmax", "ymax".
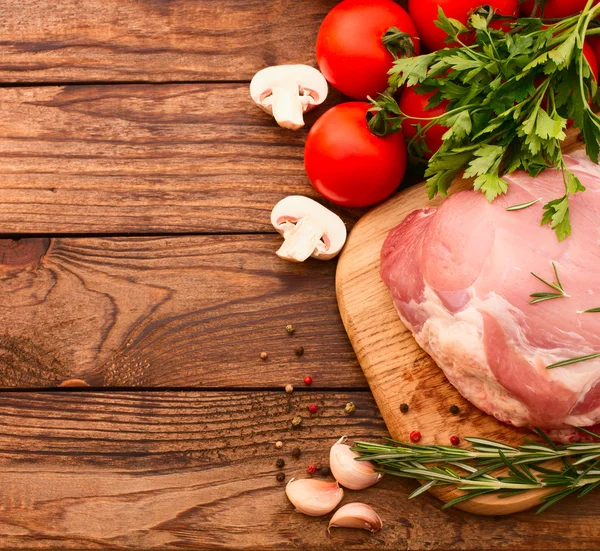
[
  {"xmin": 285, "ymin": 478, "xmax": 344, "ymax": 517},
  {"xmin": 328, "ymin": 503, "xmax": 383, "ymax": 533},
  {"xmin": 330, "ymin": 436, "xmax": 383, "ymax": 490}
]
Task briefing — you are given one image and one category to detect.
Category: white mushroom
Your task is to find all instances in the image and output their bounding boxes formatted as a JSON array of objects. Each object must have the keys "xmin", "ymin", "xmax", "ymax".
[
  {"xmin": 250, "ymin": 65, "xmax": 328, "ymax": 130},
  {"xmin": 271, "ymin": 196, "xmax": 346, "ymax": 262}
]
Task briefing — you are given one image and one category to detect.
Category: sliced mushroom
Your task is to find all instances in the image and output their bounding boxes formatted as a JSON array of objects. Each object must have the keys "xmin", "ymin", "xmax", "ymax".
[
  {"xmin": 271, "ymin": 196, "xmax": 346, "ymax": 262},
  {"xmin": 250, "ymin": 65, "xmax": 328, "ymax": 130}
]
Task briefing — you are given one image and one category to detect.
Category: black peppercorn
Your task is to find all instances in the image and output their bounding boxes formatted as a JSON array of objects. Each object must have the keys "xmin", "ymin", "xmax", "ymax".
[
  {"xmin": 400, "ymin": 403, "xmax": 409, "ymax": 413},
  {"xmin": 276, "ymin": 472, "xmax": 285, "ymax": 482},
  {"xmin": 450, "ymin": 405, "xmax": 460, "ymax": 415},
  {"xmin": 295, "ymin": 346, "xmax": 304, "ymax": 356},
  {"xmin": 275, "ymin": 458, "xmax": 285, "ymax": 468},
  {"xmin": 291, "ymin": 447, "xmax": 302, "ymax": 458},
  {"xmin": 320, "ymin": 466, "xmax": 331, "ymax": 476}
]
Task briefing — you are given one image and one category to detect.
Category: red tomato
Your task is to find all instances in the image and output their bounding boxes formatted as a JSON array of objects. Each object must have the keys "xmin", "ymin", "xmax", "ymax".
[
  {"xmin": 408, "ymin": 0, "xmax": 518, "ymax": 52},
  {"xmin": 316, "ymin": 0, "xmax": 420, "ymax": 100},
  {"xmin": 398, "ymin": 86, "xmax": 450, "ymax": 156},
  {"xmin": 304, "ymin": 102, "xmax": 407, "ymax": 207},
  {"xmin": 520, "ymin": 0, "xmax": 594, "ymax": 18}
]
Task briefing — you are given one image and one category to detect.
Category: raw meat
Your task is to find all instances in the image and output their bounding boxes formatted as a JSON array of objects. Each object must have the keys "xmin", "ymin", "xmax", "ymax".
[{"xmin": 381, "ymin": 152, "xmax": 600, "ymax": 441}]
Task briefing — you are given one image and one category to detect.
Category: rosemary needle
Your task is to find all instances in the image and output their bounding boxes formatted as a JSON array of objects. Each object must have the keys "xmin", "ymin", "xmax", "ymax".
[
  {"xmin": 583, "ymin": 307, "xmax": 600, "ymax": 313},
  {"xmin": 546, "ymin": 352, "xmax": 600, "ymax": 369},
  {"xmin": 352, "ymin": 427, "xmax": 600, "ymax": 514},
  {"xmin": 529, "ymin": 262, "xmax": 569, "ymax": 304},
  {"xmin": 506, "ymin": 198, "xmax": 541, "ymax": 211}
]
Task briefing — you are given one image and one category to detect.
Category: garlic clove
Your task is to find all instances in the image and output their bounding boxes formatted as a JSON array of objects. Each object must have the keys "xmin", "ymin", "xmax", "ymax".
[
  {"xmin": 328, "ymin": 503, "xmax": 383, "ymax": 533},
  {"xmin": 330, "ymin": 436, "xmax": 383, "ymax": 490},
  {"xmin": 285, "ymin": 478, "xmax": 344, "ymax": 517}
]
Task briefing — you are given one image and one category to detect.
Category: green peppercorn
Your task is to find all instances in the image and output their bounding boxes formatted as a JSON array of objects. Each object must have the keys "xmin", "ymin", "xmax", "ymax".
[
  {"xmin": 450, "ymin": 405, "xmax": 460, "ymax": 415},
  {"xmin": 291, "ymin": 416, "xmax": 302, "ymax": 428}
]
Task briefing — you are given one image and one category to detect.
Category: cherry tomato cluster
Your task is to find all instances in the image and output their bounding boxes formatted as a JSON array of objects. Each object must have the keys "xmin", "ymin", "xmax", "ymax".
[{"xmin": 302, "ymin": 0, "xmax": 599, "ymax": 208}]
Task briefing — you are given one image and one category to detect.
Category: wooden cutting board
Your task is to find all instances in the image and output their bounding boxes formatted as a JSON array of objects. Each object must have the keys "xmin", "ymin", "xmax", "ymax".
[{"xmin": 336, "ymin": 131, "xmax": 583, "ymax": 515}]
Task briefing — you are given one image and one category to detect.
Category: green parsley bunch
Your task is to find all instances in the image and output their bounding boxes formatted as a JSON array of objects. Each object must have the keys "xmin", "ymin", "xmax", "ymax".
[{"xmin": 369, "ymin": 0, "xmax": 600, "ymax": 240}]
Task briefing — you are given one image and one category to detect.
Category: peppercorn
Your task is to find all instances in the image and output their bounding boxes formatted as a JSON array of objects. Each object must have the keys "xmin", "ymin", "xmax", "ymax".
[
  {"xmin": 450, "ymin": 435, "xmax": 460, "ymax": 446},
  {"xmin": 304, "ymin": 375, "xmax": 313, "ymax": 385},
  {"xmin": 295, "ymin": 346, "xmax": 304, "ymax": 356},
  {"xmin": 275, "ymin": 458, "xmax": 285, "ymax": 468},
  {"xmin": 307, "ymin": 464, "xmax": 317, "ymax": 475},
  {"xmin": 286, "ymin": 324, "xmax": 295, "ymax": 334},
  {"xmin": 291, "ymin": 416, "xmax": 302, "ymax": 428},
  {"xmin": 449, "ymin": 405, "xmax": 460, "ymax": 415},
  {"xmin": 291, "ymin": 447, "xmax": 302, "ymax": 458},
  {"xmin": 275, "ymin": 441, "xmax": 283, "ymax": 449},
  {"xmin": 320, "ymin": 466, "xmax": 332, "ymax": 476},
  {"xmin": 308, "ymin": 403, "xmax": 318, "ymax": 414},
  {"xmin": 400, "ymin": 403, "xmax": 409, "ymax": 413},
  {"xmin": 410, "ymin": 430, "xmax": 421, "ymax": 442},
  {"xmin": 285, "ymin": 384, "xmax": 294, "ymax": 394},
  {"xmin": 344, "ymin": 402, "xmax": 356, "ymax": 414},
  {"xmin": 276, "ymin": 472, "xmax": 285, "ymax": 482},
  {"xmin": 260, "ymin": 352, "xmax": 268, "ymax": 360}
]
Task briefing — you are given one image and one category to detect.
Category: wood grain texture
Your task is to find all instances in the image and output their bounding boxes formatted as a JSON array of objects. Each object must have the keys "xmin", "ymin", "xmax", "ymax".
[
  {"xmin": 0, "ymin": 83, "xmax": 359, "ymax": 234},
  {"xmin": 0, "ymin": 234, "xmax": 361, "ymax": 388},
  {"xmin": 0, "ymin": 0, "xmax": 345, "ymax": 83},
  {"xmin": 336, "ymin": 131, "xmax": 584, "ymax": 514},
  {"xmin": 1, "ymin": 390, "xmax": 600, "ymax": 551}
]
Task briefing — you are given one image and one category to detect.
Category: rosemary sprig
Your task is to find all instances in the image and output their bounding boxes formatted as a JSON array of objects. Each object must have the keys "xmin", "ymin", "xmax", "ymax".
[
  {"xmin": 583, "ymin": 307, "xmax": 600, "ymax": 313},
  {"xmin": 352, "ymin": 427, "xmax": 600, "ymax": 514},
  {"xmin": 505, "ymin": 198, "xmax": 541, "ymax": 211},
  {"xmin": 546, "ymin": 352, "xmax": 600, "ymax": 369},
  {"xmin": 529, "ymin": 262, "xmax": 569, "ymax": 304}
]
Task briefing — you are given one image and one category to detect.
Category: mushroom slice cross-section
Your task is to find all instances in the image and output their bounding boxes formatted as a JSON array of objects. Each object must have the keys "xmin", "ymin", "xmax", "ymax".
[
  {"xmin": 250, "ymin": 65, "xmax": 328, "ymax": 130},
  {"xmin": 271, "ymin": 196, "xmax": 347, "ymax": 262}
]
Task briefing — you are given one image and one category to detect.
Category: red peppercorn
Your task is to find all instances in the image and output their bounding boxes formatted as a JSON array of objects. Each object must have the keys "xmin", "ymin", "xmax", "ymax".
[
  {"xmin": 410, "ymin": 430, "xmax": 421, "ymax": 442},
  {"xmin": 304, "ymin": 375, "xmax": 313, "ymax": 385},
  {"xmin": 450, "ymin": 435, "xmax": 460, "ymax": 446},
  {"xmin": 308, "ymin": 403, "xmax": 318, "ymax": 413},
  {"xmin": 307, "ymin": 464, "xmax": 317, "ymax": 475}
]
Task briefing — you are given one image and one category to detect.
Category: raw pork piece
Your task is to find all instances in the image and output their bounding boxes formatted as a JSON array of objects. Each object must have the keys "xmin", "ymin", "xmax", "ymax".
[{"xmin": 381, "ymin": 152, "xmax": 600, "ymax": 441}]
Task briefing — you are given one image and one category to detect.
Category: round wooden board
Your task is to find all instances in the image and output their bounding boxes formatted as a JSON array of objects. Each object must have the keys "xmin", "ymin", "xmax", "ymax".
[{"xmin": 335, "ymin": 130, "xmax": 583, "ymax": 516}]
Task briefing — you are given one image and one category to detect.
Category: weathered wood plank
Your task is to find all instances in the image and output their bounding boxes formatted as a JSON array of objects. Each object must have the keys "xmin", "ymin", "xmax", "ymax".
[
  {"xmin": 0, "ymin": 390, "xmax": 598, "ymax": 551},
  {"xmin": 0, "ymin": 83, "xmax": 358, "ymax": 234},
  {"xmin": 0, "ymin": 234, "xmax": 361, "ymax": 388},
  {"xmin": 0, "ymin": 0, "xmax": 344, "ymax": 83}
]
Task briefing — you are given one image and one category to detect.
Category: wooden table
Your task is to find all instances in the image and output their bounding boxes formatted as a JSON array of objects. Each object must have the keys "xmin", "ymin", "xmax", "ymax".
[{"xmin": 0, "ymin": 1, "xmax": 599, "ymax": 549}]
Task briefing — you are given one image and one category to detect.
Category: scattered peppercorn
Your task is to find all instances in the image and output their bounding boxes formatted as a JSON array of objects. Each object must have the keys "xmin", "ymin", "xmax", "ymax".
[
  {"xmin": 275, "ymin": 441, "xmax": 283, "ymax": 449},
  {"xmin": 295, "ymin": 346, "xmax": 304, "ymax": 356},
  {"xmin": 344, "ymin": 402, "xmax": 356, "ymax": 414},
  {"xmin": 449, "ymin": 405, "xmax": 460, "ymax": 415},
  {"xmin": 285, "ymin": 384, "xmax": 294, "ymax": 394},
  {"xmin": 400, "ymin": 403, "xmax": 409, "ymax": 413},
  {"xmin": 260, "ymin": 352, "xmax": 268, "ymax": 360},
  {"xmin": 276, "ymin": 472, "xmax": 285, "ymax": 482},
  {"xmin": 291, "ymin": 416, "xmax": 302, "ymax": 428},
  {"xmin": 275, "ymin": 458, "xmax": 285, "ymax": 468},
  {"xmin": 450, "ymin": 435, "xmax": 460, "ymax": 446},
  {"xmin": 286, "ymin": 324, "xmax": 295, "ymax": 334},
  {"xmin": 291, "ymin": 447, "xmax": 302, "ymax": 458},
  {"xmin": 304, "ymin": 375, "xmax": 313, "ymax": 385},
  {"xmin": 308, "ymin": 403, "xmax": 318, "ymax": 414},
  {"xmin": 320, "ymin": 466, "xmax": 332, "ymax": 476},
  {"xmin": 307, "ymin": 464, "xmax": 317, "ymax": 475},
  {"xmin": 410, "ymin": 430, "xmax": 421, "ymax": 442}
]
